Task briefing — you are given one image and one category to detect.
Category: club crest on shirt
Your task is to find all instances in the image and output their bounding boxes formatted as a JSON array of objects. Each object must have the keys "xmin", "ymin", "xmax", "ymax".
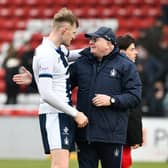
[
  {"xmin": 110, "ymin": 68, "xmax": 117, "ymax": 77},
  {"xmin": 63, "ymin": 126, "xmax": 69, "ymax": 135},
  {"xmin": 39, "ymin": 65, "xmax": 49, "ymax": 71}
]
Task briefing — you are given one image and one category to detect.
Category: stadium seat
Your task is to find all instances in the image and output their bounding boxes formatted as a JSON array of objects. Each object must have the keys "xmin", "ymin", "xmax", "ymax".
[
  {"xmin": 98, "ymin": 6, "xmax": 118, "ymax": 18},
  {"xmin": 14, "ymin": 19, "xmax": 28, "ymax": 30},
  {"xmin": 28, "ymin": 8, "xmax": 41, "ymax": 18},
  {"xmin": 10, "ymin": 0, "xmax": 25, "ymax": 6},
  {"xmin": 143, "ymin": 0, "xmax": 161, "ymax": 5},
  {"xmin": 99, "ymin": 0, "xmax": 113, "ymax": 6},
  {"xmin": 0, "ymin": 79, "xmax": 6, "ymax": 93},
  {"xmin": 71, "ymin": 7, "xmax": 86, "ymax": 18},
  {"xmin": 128, "ymin": 0, "xmax": 142, "ymax": 5},
  {"xmin": 0, "ymin": 7, "xmax": 13, "ymax": 18},
  {"xmin": 85, "ymin": 7, "xmax": 99, "ymax": 18},
  {"xmin": 112, "ymin": 0, "xmax": 128, "ymax": 6},
  {"xmin": 117, "ymin": 6, "xmax": 133, "ymax": 17},
  {"xmin": 131, "ymin": 7, "xmax": 144, "ymax": 17},
  {"xmin": 13, "ymin": 7, "xmax": 27, "ymax": 18},
  {"xmin": 0, "ymin": 31, "xmax": 14, "ymax": 43},
  {"xmin": 0, "ymin": 68, "xmax": 6, "ymax": 80},
  {"xmin": 84, "ymin": 0, "xmax": 98, "ymax": 6},
  {"xmin": 0, "ymin": 0, "xmax": 8, "ymax": 6},
  {"xmin": 138, "ymin": 17, "xmax": 155, "ymax": 29},
  {"xmin": 144, "ymin": 6, "xmax": 161, "ymax": 17},
  {"xmin": 41, "ymin": 7, "xmax": 55, "ymax": 18},
  {"xmin": 72, "ymin": 87, "xmax": 78, "ymax": 106},
  {"xmin": 24, "ymin": 0, "xmax": 40, "ymax": 6},
  {"xmin": 29, "ymin": 32, "xmax": 43, "ymax": 49}
]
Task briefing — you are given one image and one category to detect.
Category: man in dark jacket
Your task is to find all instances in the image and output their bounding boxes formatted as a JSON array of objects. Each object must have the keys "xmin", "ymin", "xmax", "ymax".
[
  {"xmin": 117, "ymin": 34, "xmax": 143, "ymax": 168},
  {"xmin": 70, "ymin": 27, "xmax": 142, "ymax": 168}
]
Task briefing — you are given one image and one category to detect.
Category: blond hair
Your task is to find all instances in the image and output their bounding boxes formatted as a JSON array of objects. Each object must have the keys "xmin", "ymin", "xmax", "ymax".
[{"xmin": 52, "ymin": 8, "xmax": 79, "ymax": 28}]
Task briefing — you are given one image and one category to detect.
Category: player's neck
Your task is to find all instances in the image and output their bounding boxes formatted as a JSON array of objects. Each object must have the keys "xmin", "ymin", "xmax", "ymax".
[{"xmin": 48, "ymin": 32, "xmax": 61, "ymax": 48}]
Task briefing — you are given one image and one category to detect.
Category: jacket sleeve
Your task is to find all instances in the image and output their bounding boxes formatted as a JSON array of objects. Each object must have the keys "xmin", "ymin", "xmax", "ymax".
[
  {"xmin": 126, "ymin": 108, "xmax": 143, "ymax": 145},
  {"xmin": 69, "ymin": 62, "xmax": 78, "ymax": 90},
  {"xmin": 113, "ymin": 63, "xmax": 142, "ymax": 109}
]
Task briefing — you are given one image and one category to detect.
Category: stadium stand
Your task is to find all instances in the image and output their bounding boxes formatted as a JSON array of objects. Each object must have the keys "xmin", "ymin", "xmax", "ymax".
[{"xmin": 0, "ymin": 0, "xmax": 168, "ymax": 117}]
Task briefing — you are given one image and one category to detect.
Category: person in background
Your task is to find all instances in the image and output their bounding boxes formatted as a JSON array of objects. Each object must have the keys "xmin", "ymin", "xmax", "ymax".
[
  {"xmin": 117, "ymin": 34, "xmax": 143, "ymax": 168},
  {"xmin": 20, "ymin": 41, "xmax": 37, "ymax": 93},
  {"xmin": 69, "ymin": 27, "xmax": 142, "ymax": 168},
  {"xmin": 2, "ymin": 42, "xmax": 21, "ymax": 104}
]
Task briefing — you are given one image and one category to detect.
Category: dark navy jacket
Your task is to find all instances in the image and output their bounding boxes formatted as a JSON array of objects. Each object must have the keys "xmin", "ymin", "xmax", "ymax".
[{"xmin": 70, "ymin": 47, "xmax": 142, "ymax": 144}]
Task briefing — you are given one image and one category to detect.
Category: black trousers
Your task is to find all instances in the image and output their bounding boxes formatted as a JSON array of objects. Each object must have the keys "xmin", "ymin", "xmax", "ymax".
[{"xmin": 77, "ymin": 141, "xmax": 123, "ymax": 168}]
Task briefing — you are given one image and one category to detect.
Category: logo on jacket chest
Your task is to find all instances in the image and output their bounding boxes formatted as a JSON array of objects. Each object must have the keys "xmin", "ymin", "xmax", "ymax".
[{"xmin": 110, "ymin": 68, "xmax": 117, "ymax": 77}]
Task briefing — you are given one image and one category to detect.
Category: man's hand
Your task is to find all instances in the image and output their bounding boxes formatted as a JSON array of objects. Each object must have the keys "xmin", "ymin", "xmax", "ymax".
[
  {"xmin": 131, "ymin": 144, "xmax": 141, "ymax": 149},
  {"xmin": 12, "ymin": 66, "xmax": 32, "ymax": 85},
  {"xmin": 92, "ymin": 94, "xmax": 111, "ymax": 107},
  {"xmin": 74, "ymin": 112, "xmax": 88, "ymax": 128}
]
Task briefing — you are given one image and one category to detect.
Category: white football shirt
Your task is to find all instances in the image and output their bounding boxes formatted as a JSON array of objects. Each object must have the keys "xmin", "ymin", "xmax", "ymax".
[{"xmin": 33, "ymin": 37, "xmax": 78, "ymax": 117}]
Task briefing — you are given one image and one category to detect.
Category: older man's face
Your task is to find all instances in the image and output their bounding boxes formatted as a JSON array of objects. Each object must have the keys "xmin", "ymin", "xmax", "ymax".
[{"xmin": 89, "ymin": 37, "xmax": 114, "ymax": 58}]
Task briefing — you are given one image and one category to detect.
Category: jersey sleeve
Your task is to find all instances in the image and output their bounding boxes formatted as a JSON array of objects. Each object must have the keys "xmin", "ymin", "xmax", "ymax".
[{"xmin": 34, "ymin": 51, "xmax": 78, "ymax": 117}]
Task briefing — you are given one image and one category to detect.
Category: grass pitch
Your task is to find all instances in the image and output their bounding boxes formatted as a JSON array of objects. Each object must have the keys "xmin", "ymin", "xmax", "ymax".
[{"xmin": 0, "ymin": 160, "xmax": 167, "ymax": 168}]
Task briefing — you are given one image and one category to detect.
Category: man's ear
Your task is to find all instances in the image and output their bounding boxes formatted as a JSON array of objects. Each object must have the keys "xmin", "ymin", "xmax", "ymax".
[
  {"xmin": 109, "ymin": 43, "xmax": 114, "ymax": 51},
  {"xmin": 61, "ymin": 26, "xmax": 67, "ymax": 34}
]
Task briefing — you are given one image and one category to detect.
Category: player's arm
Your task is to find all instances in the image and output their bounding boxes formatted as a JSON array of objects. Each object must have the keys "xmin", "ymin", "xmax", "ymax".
[
  {"xmin": 12, "ymin": 66, "xmax": 32, "ymax": 85},
  {"xmin": 67, "ymin": 49, "xmax": 83, "ymax": 62},
  {"xmin": 34, "ymin": 55, "xmax": 88, "ymax": 127},
  {"xmin": 38, "ymin": 76, "xmax": 88, "ymax": 127},
  {"xmin": 61, "ymin": 45, "xmax": 82, "ymax": 62}
]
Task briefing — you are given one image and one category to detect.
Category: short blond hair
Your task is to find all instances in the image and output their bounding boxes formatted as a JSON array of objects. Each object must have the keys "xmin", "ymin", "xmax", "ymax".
[{"xmin": 52, "ymin": 8, "xmax": 79, "ymax": 28}]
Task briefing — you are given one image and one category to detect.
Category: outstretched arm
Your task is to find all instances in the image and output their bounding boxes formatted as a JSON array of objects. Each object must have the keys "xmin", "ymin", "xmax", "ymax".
[
  {"xmin": 67, "ymin": 49, "xmax": 83, "ymax": 62},
  {"xmin": 12, "ymin": 66, "xmax": 32, "ymax": 85}
]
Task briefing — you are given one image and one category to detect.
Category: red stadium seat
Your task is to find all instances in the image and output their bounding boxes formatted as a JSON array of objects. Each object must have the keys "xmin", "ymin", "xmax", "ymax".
[
  {"xmin": 10, "ymin": 0, "xmax": 25, "ymax": 6},
  {"xmin": 138, "ymin": 17, "xmax": 155, "ymax": 29},
  {"xmin": 0, "ymin": 7, "xmax": 13, "ymax": 18},
  {"xmin": 117, "ymin": 6, "xmax": 133, "ymax": 17},
  {"xmin": 13, "ymin": 7, "xmax": 27, "ymax": 18},
  {"xmin": 98, "ymin": 6, "xmax": 118, "ymax": 18},
  {"xmin": 85, "ymin": 0, "xmax": 98, "ymax": 6},
  {"xmin": 112, "ymin": 0, "xmax": 128, "ymax": 6},
  {"xmin": 24, "ymin": 0, "xmax": 40, "ymax": 6},
  {"xmin": 144, "ymin": 6, "xmax": 161, "ymax": 17},
  {"xmin": 0, "ymin": 68, "xmax": 6, "ymax": 80},
  {"xmin": 72, "ymin": 87, "xmax": 78, "ymax": 106},
  {"xmin": 28, "ymin": 8, "xmax": 41, "ymax": 18},
  {"xmin": 128, "ymin": 0, "xmax": 142, "ymax": 5},
  {"xmin": 0, "ymin": 31, "xmax": 14, "ymax": 43},
  {"xmin": 85, "ymin": 7, "xmax": 99, "ymax": 18},
  {"xmin": 71, "ymin": 7, "xmax": 86, "ymax": 18},
  {"xmin": 0, "ymin": 79, "xmax": 6, "ymax": 93},
  {"xmin": 143, "ymin": 0, "xmax": 161, "ymax": 5},
  {"xmin": 99, "ymin": 0, "xmax": 113, "ymax": 6}
]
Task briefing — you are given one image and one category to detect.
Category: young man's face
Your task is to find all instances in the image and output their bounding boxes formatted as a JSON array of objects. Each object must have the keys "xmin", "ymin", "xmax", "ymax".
[
  {"xmin": 125, "ymin": 43, "xmax": 138, "ymax": 62},
  {"xmin": 89, "ymin": 37, "xmax": 114, "ymax": 58},
  {"xmin": 62, "ymin": 23, "xmax": 77, "ymax": 46}
]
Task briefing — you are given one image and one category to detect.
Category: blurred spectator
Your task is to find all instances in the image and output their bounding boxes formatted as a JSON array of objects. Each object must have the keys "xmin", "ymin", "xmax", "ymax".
[
  {"xmin": 20, "ymin": 41, "xmax": 37, "ymax": 93},
  {"xmin": 157, "ymin": 35, "xmax": 168, "ymax": 84},
  {"xmin": 136, "ymin": 44, "xmax": 163, "ymax": 116},
  {"xmin": 147, "ymin": 81, "xmax": 166, "ymax": 117},
  {"xmin": 137, "ymin": 18, "xmax": 163, "ymax": 57},
  {"xmin": 163, "ymin": 91, "xmax": 168, "ymax": 117},
  {"xmin": 2, "ymin": 43, "xmax": 21, "ymax": 104},
  {"xmin": 161, "ymin": 4, "xmax": 168, "ymax": 25}
]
